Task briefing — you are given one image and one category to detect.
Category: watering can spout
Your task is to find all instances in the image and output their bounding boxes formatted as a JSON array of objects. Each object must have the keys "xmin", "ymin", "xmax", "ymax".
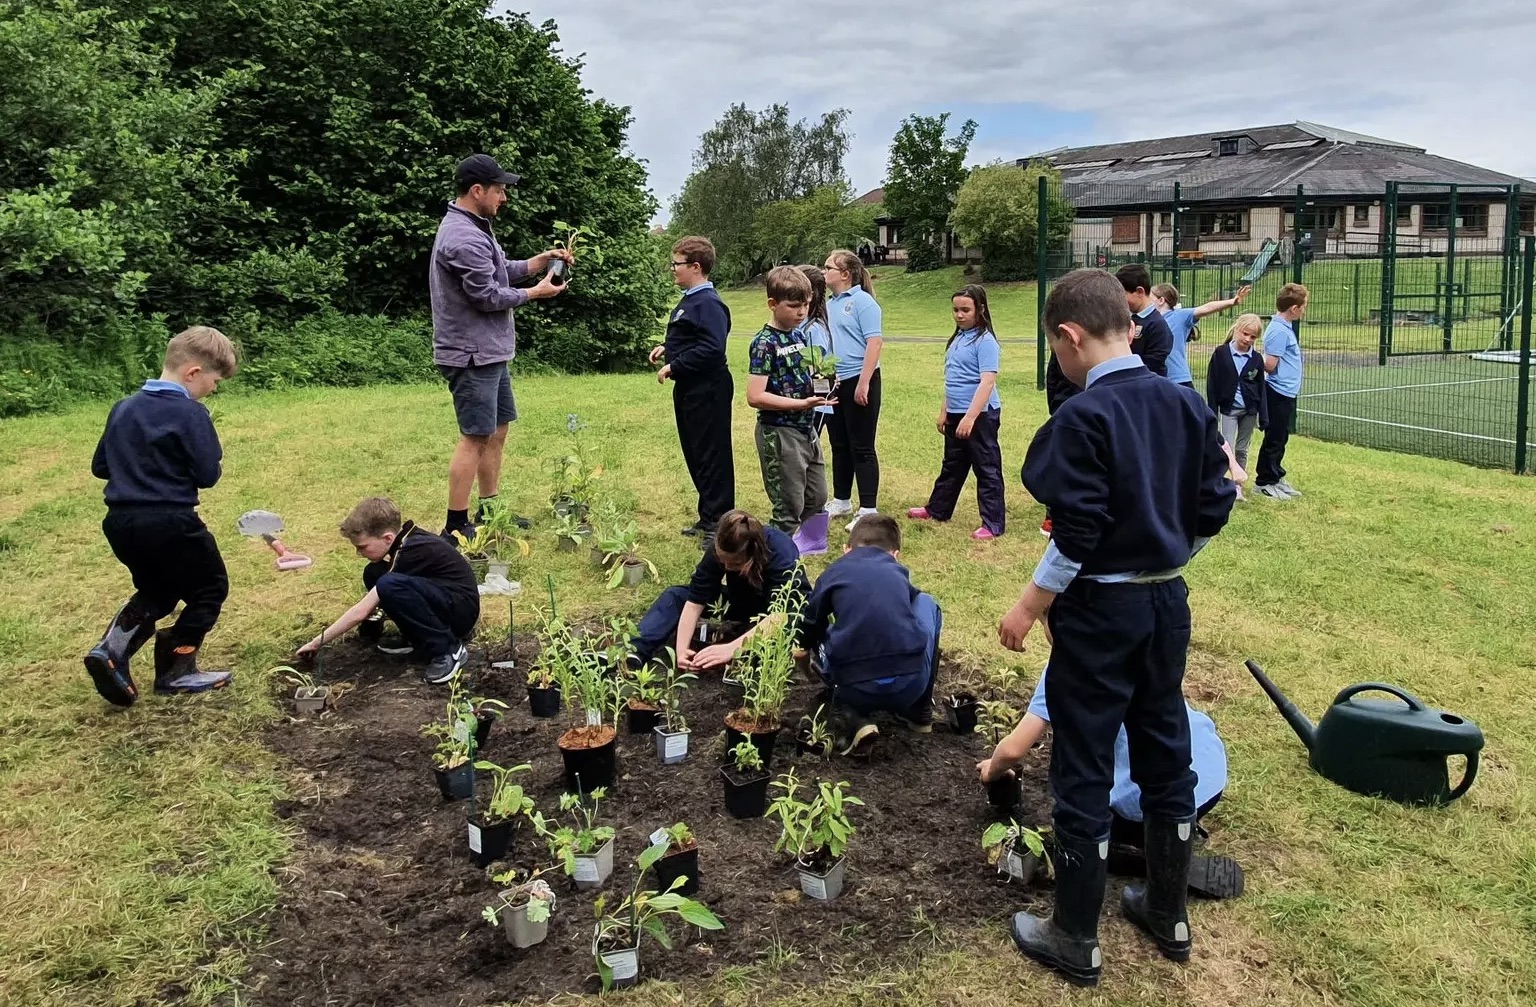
[{"xmin": 1245, "ymin": 659, "xmax": 1316, "ymax": 751}]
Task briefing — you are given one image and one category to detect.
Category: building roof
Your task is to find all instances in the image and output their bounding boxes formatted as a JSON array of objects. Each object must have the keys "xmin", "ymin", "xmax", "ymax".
[
  {"xmin": 1018, "ymin": 122, "xmax": 1532, "ymax": 210},
  {"xmin": 855, "ymin": 186, "xmax": 885, "ymax": 204}
]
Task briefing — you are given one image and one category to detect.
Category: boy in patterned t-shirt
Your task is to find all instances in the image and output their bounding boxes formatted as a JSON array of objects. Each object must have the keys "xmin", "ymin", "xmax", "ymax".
[{"xmin": 746, "ymin": 266, "xmax": 835, "ymax": 555}]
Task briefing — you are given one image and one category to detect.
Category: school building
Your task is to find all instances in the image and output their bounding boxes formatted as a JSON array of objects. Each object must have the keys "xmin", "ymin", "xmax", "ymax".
[{"xmin": 1021, "ymin": 121, "xmax": 1534, "ymax": 263}]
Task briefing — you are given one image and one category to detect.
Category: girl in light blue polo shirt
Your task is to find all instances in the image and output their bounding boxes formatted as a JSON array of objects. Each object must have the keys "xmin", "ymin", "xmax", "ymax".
[
  {"xmin": 821, "ymin": 248, "xmax": 883, "ymax": 528},
  {"xmin": 908, "ymin": 284, "xmax": 1006, "ymax": 539},
  {"xmin": 1150, "ymin": 282, "xmax": 1252, "ymax": 388},
  {"xmin": 795, "ymin": 264, "xmax": 836, "ymax": 437}
]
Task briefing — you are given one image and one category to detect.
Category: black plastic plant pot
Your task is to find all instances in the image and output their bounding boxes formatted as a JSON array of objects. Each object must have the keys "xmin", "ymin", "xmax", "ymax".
[
  {"xmin": 724, "ymin": 722, "xmax": 780, "ymax": 768},
  {"xmin": 986, "ymin": 774, "xmax": 1023, "ymax": 818},
  {"xmin": 720, "ymin": 766, "xmax": 771, "ymax": 818},
  {"xmin": 652, "ymin": 845, "xmax": 700, "ymax": 896},
  {"xmin": 474, "ymin": 711, "xmax": 495, "ymax": 751},
  {"xmin": 549, "ymin": 258, "xmax": 569, "ymax": 286},
  {"xmin": 945, "ymin": 693, "xmax": 980, "ymax": 734},
  {"xmin": 812, "ymin": 375, "xmax": 835, "ymax": 398},
  {"xmin": 796, "ymin": 729, "xmax": 827, "ymax": 757},
  {"xmin": 559, "ymin": 733, "xmax": 617, "ymax": 793},
  {"xmin": 626, "ymin": 703, "xmax": 661, "ymax": 735},
  {"xmin": 468, "ymin": 816, "xmax": 515, "ymax": 868},
  {"xmin": 528, "ymin": 684, "xmax": 562, "ymax": 718},
  {"xmin": 434, "ymin": 762, "xmax": 474, "ymax": 802}
]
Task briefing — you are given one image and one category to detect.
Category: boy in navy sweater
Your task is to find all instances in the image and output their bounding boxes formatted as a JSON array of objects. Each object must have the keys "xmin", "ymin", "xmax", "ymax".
[
  {"xmin": 651, "ymin": 236, "xmax": 735, "ymax": 542},
  {"xmin": 85, "ymin": 327, "xmax": 240, "ymax": 705},
  {"xmin": 800, "ymin": 515, "xmax": 942, "ymax": 755},
  {"xmin": 999, "ymin": 269, "xmax": 1235, "ymax": 985},
  {"xmin": 1115, "ymin": 263, "xmax": 1172, "ymax": 378}
]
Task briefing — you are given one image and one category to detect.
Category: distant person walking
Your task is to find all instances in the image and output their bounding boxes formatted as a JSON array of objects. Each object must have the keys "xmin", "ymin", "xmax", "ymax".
[
  {"xmin": 821, "ymin": 248, "xmax": 883, "ymax": 530},
  {"xmin": 651, "ymin": 236, "xmax": 735, "ymax": 542},
  {"xmin": 430, "ymin": 154, "xmax": 570, "ymax": 542}
]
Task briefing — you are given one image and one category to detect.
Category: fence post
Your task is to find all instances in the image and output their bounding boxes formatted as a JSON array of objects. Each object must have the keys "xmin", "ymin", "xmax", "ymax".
[
  {"xmin": 1292, "ymin": 185, "xmax": 1304, "ymax": 434},
  {"xmin": 1501, "ymin": 185, "xmax": 1519, "ymax": 348},
  {"xmin": 1036, "ymin": 173, "xmax": 1048, "ymax": 391},
  {"xmin": 1515, "ymin": 235, "xmax": 1533, "ymax": 474},
  {"xmin": 1379, "ymin": 181, "xmax": 1396, "ymax": 366},
  {"xmin": 1171, "ymin": 182, "xmax": 1182, "ymax": 292},
  {"xmin": 1353, "ymin": 261, "xmax": 1361, "ymax": 322},
  {"xmin": 1444, "ymin": 184, "xmax": 1458, "ymax": 352}
]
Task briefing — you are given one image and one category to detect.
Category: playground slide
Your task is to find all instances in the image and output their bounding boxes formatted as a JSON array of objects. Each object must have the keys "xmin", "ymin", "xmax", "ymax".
[{"xmin": 1241, "ymin": 239, "xmax": 1280, "ymax": 285}]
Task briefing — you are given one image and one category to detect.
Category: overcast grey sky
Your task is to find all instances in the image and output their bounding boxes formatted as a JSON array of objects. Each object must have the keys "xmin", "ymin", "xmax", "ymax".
[{"xmin": 509, "ymin": 0, "xmax": 1536, "ymax": 221}]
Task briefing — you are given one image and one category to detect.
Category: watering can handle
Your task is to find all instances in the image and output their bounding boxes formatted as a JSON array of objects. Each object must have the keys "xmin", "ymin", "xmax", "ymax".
[
  {"xmin": 1446, "ymin": 750, "xmax": 1479, "ymax": 803},
  {"xmin": 1331, "ymin": 682, "xmax": 1425, "ymax": 711}
]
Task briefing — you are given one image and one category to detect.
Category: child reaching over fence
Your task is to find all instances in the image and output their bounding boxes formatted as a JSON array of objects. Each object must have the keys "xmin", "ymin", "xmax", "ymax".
[
  {"xmin": 1150, "ymin": 282, "xmax": 1251, "ymax": 388},
  {"xmin": 907, "ymin": 284, "xmax": 1006, "ymax": 539}
]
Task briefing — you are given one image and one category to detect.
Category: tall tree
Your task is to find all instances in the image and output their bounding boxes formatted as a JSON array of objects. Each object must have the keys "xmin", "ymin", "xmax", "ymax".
[
  {"xmin": 884, "ymin": 113, "xmax": 977, "ymax": 273},
  {"xmin": 750, "ymin": 184, "xmax": 878, "ymax": 269},
  {"xmin": 950, "ymin": 161, "xmax": 1075, "ymax": 282},
  {"xmin": 670, "ymin": 104, "xmax": 852, "ymax": 280}
]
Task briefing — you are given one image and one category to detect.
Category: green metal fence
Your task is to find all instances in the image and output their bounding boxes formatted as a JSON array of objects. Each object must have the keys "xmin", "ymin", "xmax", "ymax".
[{"xmin": 1036, "ymin": 178, "xmax": 1536, "ymax": 472}]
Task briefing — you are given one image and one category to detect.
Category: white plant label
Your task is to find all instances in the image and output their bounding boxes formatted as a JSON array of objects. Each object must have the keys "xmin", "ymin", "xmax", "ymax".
[
  {"xmin": 801, "ymin": 873, "xmax": 827, "ymax": 900},
  {"xmin": 467, "ymin": 823, "xmax": 483, "ymax": 854},
  {"xmin": 1004, "ymin": 850, "xmax": 1025, "ymax": 881},
  {"xmin": 604, "ymin": 951, "xmax": 638, "ymax": 981},
  {"xmin": 574, "ymin": 856, "xmax": 601, "ymax": 882},
  {"xmin": 585, "ymin": 709, "xmax": 603, "ymax": 727},
  {"xmin": 649, "ymin": 827, "xmax": 669, "ymax": 850},
  {"xmin": 664, "ymin": 734, "xmax": 688, "ymax": 759}
]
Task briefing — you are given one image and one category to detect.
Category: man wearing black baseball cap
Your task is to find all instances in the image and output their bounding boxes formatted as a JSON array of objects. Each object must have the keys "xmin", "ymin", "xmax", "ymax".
[{"xmin": 429, "ymin": 154, "xmax": 572, "ymax": 543}]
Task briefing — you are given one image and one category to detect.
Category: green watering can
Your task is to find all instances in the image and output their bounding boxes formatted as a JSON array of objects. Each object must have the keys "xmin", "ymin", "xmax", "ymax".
[{"xmin": 1245, "ymin": 660, "xmax": 1484, "ymax": 806}]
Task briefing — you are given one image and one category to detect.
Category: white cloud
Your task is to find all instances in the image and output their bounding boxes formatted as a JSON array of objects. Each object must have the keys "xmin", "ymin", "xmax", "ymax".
[{"xmin": 505, "ymin": 0, "xmax": 1536, "ymax": 219}]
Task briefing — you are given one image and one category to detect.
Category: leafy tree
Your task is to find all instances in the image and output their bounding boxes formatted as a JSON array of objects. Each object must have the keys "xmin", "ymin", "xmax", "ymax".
[
  {"xmin": 950, "ymin": 161, "xmax": 1075, "ymax": 282},
  {"xmin": 750, "ymin": 185, "xmax": 878, "ymax": 270},
  {"xmin": 883, "ymin": 113, "xmax": 977, "ymax": 273},
  {"xmin": 670, "ymin": 104, "xmax": 852, "ymax": 280}
]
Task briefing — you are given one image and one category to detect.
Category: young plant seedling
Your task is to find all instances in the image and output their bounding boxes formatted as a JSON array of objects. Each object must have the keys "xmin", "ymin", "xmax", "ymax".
[
  {"xmin": 475, "ymin": 760, "xmax": 535, "ymax": 825},
  {"xmin": 982, "ymin": 819, "xmax": 1053, "ymax": 882},
  {"xmin": 592, "ymin": 840, "xmax": 723, "ymax": 989},
  {"xmin": 767, "ymin": 768, "xmax": 864, "ymax": 870},
  {"xmin": 601, "ymin": 519, "xmax": 659, "ymax": 588},
  {"xmin": 535, "ymin": 788, "xmax": 616, "ymax": 884},
  {"xmin": 797, "ymin": 704, "xmax": 833, "ymax": 757}
]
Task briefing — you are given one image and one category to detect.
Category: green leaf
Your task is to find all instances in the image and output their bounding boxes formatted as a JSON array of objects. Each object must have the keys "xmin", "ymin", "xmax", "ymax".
[
  {"xmin": 675, "ymin": 899, "xmax": 724, "ymax": 930},
  {"xmin": 637, "ymin": 842, "xmax": 666, "ymax": 872}
]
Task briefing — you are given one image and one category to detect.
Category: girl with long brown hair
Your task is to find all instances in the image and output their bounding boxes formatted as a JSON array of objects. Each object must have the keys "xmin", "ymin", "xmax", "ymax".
[
  {"xmin": 628, "ymin": 510, "xmax": 810, "ymax": 671},
  {"xmin": 821, "ymin": 248, "xmax": 884, "ymax": 529}
]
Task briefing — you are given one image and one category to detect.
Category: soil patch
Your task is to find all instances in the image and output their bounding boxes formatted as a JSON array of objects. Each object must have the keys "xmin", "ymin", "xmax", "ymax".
[{"xmin": 248, "ymin": 638, "xmax": 1053, "ymax": 1004}]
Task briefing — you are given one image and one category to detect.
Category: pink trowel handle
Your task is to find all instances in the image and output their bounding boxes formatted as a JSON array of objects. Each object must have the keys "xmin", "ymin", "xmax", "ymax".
[{"xmin": 262, "ymin": 532, "xmax": 314, "ymax": 570}]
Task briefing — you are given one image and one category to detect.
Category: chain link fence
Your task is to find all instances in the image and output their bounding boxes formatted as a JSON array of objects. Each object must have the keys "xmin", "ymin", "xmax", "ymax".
[{"xmin": 1034, "ymin": 177, "xmax": 1535, "ymax": 472}]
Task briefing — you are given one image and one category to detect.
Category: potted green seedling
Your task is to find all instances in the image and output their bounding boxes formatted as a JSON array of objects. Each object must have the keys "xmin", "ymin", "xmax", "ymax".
[
  {"xmin": 421, "ymin": 687, "xmax": 477, "ymax": 801},
  {"xmin": 806, "ymin": 345, "xmax": 840, "ymax": 398},
  {"xmin": 720, "ymin": 740, "xmax": 770, "ymax": 818},
  {"xmin": 527, "ymin": 607, "xmax": 571, "ymax": 718},
  {"xmin": 601, "ymin": 519, "xmax": 658, "ymax": 589},
  {"xmin": 978, "ymin": 698, "xmax": 1023, "ymax": 815},
  {"xmin": 484, "ymin": 871, "xmax": 557, "ymax": 949},
  {"xmin": 942, "ymin": 666, "xmax": 987, "ymax": 734},
  {"xmin": 724, "ymin": 578, "xmax": 806, "ymax": 766},
  {"xmin": 795, "ymin": 704, "xmax": 832, "ymax": 757},
  {"xmin": 622, "ymin": 659, "xmax": 665, "ymax": 735},
  {"xmin": 592, "ymin": 841, "xmax": 723, "ymax": 990},
  {"xmin": 469, "ymin": 695, "xmax": 510, "ymax": 751},
  {"xmin": 546, "ymin": 219, "xmax": 604, "ymax": 286},
  {"xmin": 469, "ymin": 759, "xmax": 534, "ymax": 867},
  {"xmin": 550, "ymin": 413, "xmax": 603, "ymax": 519},
  {"xmin": 552, "ymin": 511, "xmax": 590, "ymax": 554},
  {"xmin": 648, "ymin": 821, "xmax": 700, "ymax": 896},
  {"xmin": 982, "ymin": 820, "xmax": 1052, "ymax": 886},
  {"xmin": 536, "ymin": 788, "xmax": 616, "ymax": 890},
  {"xmin": 768, "ymin": 769, "xmax": 864, "ymax": 901},
  {"xmin": 555, "ymin": 620, "xmax": 626, "ymax": 791},
  {"xmin": 694, "ymin": 597, "xmax": 729, "ymax": 647},
  {"xmin": 276, "ymin": 665, "xmax": 327, "ymax": 715},
  {"xmin": 653, "ymin": 658, "xmax": 696, "ymax": 765}
]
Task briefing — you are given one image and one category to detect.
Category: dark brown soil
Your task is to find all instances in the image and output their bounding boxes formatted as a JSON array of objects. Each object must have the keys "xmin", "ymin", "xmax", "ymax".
[{"xmin": 248, "ymin": 637, "xmax": 1053, "ymax": 1005}]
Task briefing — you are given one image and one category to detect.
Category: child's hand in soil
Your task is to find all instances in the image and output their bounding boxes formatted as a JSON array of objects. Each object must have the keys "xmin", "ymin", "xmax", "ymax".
[
  {"xmin": 976, "ymin": 758, "xmax": 1015, "ymax": 784},
  {"xmin": 690, "ymin": 643, "xmax": 738, "ymax": 669},
  {"xmin": 295, "ymin": 637, "xmax": 322, "ymax": 658}
]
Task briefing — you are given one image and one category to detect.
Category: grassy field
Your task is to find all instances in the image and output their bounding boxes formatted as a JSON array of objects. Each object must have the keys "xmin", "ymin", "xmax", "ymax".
[{"xmin": 2, "ymin": 337, "xmax": 1535, "ymax": 1007}]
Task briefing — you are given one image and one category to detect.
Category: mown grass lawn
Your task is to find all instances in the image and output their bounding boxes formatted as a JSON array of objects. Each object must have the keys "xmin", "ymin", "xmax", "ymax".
[{"xmin": 1, "ymin": 336, "xmax": 1533, "ymax": 1007}]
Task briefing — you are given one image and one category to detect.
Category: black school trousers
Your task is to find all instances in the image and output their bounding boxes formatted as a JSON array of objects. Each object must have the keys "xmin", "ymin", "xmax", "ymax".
[
  {"xmin": 1045, "ymin": 577, "xmax": 1197, "ymax": 843},
  {"xmin": 828, "ymin": 370, "xmax": 881, "ymax": 507},
  {"xmin": 925, "ymin": 408, "xmax": 1005, "ymax": 533},
  {"xmin": 103, "ymin": 507, "xmax": 229, "ymax": 649},
  {"xmin": 674, "ymin": 371, "xmax": 736, "ymax": 529},
  {"xmin": 1255, "ymin": 390, "xmax": 1295, "ymax": 486}
]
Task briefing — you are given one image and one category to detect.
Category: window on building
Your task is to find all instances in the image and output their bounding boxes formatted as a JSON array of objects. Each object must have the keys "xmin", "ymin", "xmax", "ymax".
[
  {"xmin": 1285, "ymin": 207, "xmax": 1342, "ymax": 235},
  {"xmin": 1521, "ymin": 204, "xmax": 1535, "ymax": 235},
  {"xmin": 1397, "ymin": 204, "xmax": 1415, "ymax": 227},
  {"xmin": 1112, "ymin": 215, "xmax": 1140, "ymax": 243},
  {"xmin": 1422, "ymin": 203, "xmax": 1490, "ymax": 232},
  {"xmin": 1353, "ymin": 205, "xmax": 1370, "ymax": 225},
  {"xmin": 1158, "ymin": 212, "xmax": 1172, "ymax": 231},
  {"xmin": 1218, "ymin": 138, "xmax": 1240, "ymax": 156},
  {"xmin": 1197, "ymin": 210, "xmax": 1249, "ymax": 236}
]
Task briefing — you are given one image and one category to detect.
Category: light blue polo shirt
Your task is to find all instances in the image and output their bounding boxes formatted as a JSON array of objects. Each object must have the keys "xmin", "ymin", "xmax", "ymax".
[
  {"xmin": 1262, "ymin": 314, "xmax": 1302, "ymax": 398},
  {"xmin": 1028, "ymin": 668, "xmax": 1228, "ymax": 821},
  {"xmin": 827, "ymin": 285, "xmax": 881, "ymax": 381},
  {"xmin": 1162, "ymin": 307, "xmax": 1198, "ymax": 385},
  {"xmin": 797, "ymin": 317, "xmax": 835, "ymax": 415},
  {"xmin": 944, "ymin": 329, "xmax": 1002, "ymax": 413}
]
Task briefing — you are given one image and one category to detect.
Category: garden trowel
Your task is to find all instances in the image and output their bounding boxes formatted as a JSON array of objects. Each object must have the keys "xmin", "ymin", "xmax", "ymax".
[{"xmin": 236, "ymin": 509, "xmax": 314, "ymax": 571}]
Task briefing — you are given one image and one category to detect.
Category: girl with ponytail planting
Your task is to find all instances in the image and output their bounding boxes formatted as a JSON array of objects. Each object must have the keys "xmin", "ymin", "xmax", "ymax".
[
  {"xmin": 908, "ymin": 285, "xmax": 1006, "ymax": 538},
  {"xmin": 820, "ymin": 249, "xmax": 883, "ymax": 530}
]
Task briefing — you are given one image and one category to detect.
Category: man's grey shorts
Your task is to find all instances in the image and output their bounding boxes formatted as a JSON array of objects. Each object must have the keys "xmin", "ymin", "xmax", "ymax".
[{"xmin": 439, "ymin": 362, "xmax": 517, "ymax": 437}]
